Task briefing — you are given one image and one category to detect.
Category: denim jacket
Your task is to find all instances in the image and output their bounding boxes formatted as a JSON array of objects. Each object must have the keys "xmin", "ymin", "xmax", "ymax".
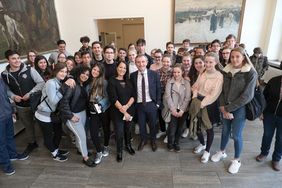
[
  {"xmin": 0, "ymin": 78, "xmax": 13, "ymax": 121},
  {"xmin": 88, "ymin": 80, "xmax": 110, "ymax": 113}
]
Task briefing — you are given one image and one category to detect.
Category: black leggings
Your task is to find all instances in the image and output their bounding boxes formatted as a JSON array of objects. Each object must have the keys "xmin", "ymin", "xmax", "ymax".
[
  {"xmin": 196, "ymin": 124, "xmax": 214, "ymax": 152},
  {"xmin": 36, "ymin": 119, "xmax": 62, "ymax": 153},
  {"xmin": 89, "ymin": 109, "xmax": 111, "ymax": 152}
]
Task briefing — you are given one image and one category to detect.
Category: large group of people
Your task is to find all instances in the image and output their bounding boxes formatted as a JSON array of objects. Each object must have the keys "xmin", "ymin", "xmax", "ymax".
[{"xmin": 0, "ymin": 33, "xmax": 281, "ymax": 177}]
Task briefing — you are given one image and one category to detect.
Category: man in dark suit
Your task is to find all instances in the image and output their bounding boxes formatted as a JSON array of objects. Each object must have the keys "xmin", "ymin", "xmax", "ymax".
[{"xmin": 130, "ymin": 54, "xmax": 161, "ymax": 151}]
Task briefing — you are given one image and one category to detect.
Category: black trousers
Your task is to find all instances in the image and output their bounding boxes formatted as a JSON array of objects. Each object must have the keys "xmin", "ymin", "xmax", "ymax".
[
  {"xmin": 167, "ymin": 112, "xmax": 188, "ymax": 146},
  {"xmin": 89, "ymin": 108, "xmax": 111, "ymax": 152},
  {"xmin": 36, "ymin": 119, "xmax": 62, "ymax": 153},
  {"xmin": 113, "ymin": 113, "xmax": 133, "ymax": 153}
]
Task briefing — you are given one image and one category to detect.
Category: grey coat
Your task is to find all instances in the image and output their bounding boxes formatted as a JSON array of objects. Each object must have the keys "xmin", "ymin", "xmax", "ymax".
[
  {"xmin": 219, "ymin": 63, "xmax": 258, "ymax": 112},
  {"xmin": 164, "ymin": 78, "xmax": 191, "ymax": 112}
]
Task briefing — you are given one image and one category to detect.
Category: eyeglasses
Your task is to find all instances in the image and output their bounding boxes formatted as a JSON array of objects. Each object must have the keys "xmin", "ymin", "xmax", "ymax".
[
  {"xmin": 155, "ymin": 56, "xmax": 162, "ymax": 58},
  {"xmin": 222, "ymin": 52, "xmax": 230, "ymax": 55}
]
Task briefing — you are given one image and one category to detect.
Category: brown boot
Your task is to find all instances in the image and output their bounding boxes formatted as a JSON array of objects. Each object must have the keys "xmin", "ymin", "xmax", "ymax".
[
  {"xmin": 271, "ymin": 161, "xmax": 280, "ymax": 171},
  {"xmin": 256, "ymin": 154, "xmax": 267, "ymax": 162}
]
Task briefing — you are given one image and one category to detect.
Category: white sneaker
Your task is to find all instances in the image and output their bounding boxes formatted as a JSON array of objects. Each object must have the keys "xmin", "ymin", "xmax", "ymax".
[
  {"xmin": 135, "ymin": 124, "xmax": 140, "ymax": 135},
  {"xmin": 201, "ymin": 151, "xmax": 210, "ymax": 163},
  {"xmin": 181, "ymin": 128, "xmax": 189, "ymax": 138},
  {"xmin": 194, "ymin": 144, "xmax": 206, "ymax": 154},
  {"xmin": 228, "ymin": 160, "xmax": 241, "ymax": 174},
  {"xmin": 163, "ymin": 136, "xmax": 168, "ymax": 144},
  {"xmin": 94, "ymin": 152, "xmax": 103, "ymax": 164},
  {"xmin": 102, "ymin": 146, "xmax": 109, "ymax": 157},
  {"xmin": 156, "ymin": 131, "xmax": 166, "ymax": 139},
  {"xmin": 211, "ymin": 151, "xmax": 227, "ymax": 162}
]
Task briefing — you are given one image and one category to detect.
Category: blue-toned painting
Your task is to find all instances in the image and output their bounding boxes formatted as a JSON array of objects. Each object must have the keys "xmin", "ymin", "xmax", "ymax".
[{"xmin": 174, "ymin": 0, "xmax": 245, "ymax": 43}]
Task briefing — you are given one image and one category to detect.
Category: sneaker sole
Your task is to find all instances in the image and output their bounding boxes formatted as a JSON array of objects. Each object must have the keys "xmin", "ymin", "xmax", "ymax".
[
  {"xmin": 211, "ymin": 154, "xmax": 227, "ymax": 162},
  {"xmin": 59, "ymin": 151, "xmax": 70, "ymax": 156},
  {"xmin": 10, "ymin": 155, "xmax": 29, "ymax": 161},
  {"xmin": 53, "ymin": 158, "xmax": 68, "ymax": 162},
  {"xmin": 5, "ymin": 170, "xmax": 15, "ymax": 176}
]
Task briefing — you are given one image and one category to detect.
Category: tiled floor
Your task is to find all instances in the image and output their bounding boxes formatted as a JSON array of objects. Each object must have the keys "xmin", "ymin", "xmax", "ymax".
[{"xmin": 1, "ymin": 119, "xmax": 281, "ymax": 188}]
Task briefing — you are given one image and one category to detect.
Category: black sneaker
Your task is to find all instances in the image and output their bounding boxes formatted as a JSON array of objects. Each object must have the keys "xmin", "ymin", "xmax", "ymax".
[
  {"xmin": 4, "ymin": 164, "xmax": 15, "ymax": 176},
  {"xmin": 10, "ymin": 153, "xmax": 29, "ymax": 161},
  {"xmin": 23, "ymin": 142, "xmax": 38, "ymax": 155},
  {"xmin": 83, "ymin": 158, "xmax": 96, "ymax": 167},
  {"xmin": 167, "ymin": 144, "xmax": 174, "ymax": 152},
  {"xmin": 174, "ymin": 144, "xmax": 181, "ymax": 153},
  {"xmin": 58, "ymin": 149, "xmax": 69, "ymax": 156},
  {"xmin": 53, "ymin": 153, "xmax": 68, "ymax": 162}
]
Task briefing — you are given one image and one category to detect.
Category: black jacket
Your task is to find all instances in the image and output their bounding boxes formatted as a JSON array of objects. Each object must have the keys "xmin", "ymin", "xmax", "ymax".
[
  {"xmin": 263, "ymin": 75, "xmax": 282, "ymax": 117},
  {"xmin": 59, "ymin": 83, "xmax": 87, "ymax": 122}
]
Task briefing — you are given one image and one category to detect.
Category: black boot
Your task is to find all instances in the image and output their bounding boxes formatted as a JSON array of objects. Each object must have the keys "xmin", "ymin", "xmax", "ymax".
[
  {"xmin": 125, "ymin": 144, "xmax": 135, "ymax": 155},
  {"xmin": 125, "ymin": 123, "xmax": 135, "ymax": 155},
  {"xmin": 116, "ymin": 138, "xmax": 123, "ymax": 162}
]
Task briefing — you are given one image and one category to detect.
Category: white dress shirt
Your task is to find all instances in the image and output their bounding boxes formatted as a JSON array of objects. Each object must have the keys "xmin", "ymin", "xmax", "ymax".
[{"xmin": 137, "ymin": 69, "xmax": 152, "ymax": 103}]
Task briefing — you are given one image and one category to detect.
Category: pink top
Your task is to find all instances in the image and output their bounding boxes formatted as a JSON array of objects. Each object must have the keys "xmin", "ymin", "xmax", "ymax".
[{"xmin": 192, "ymin": 70, "xmax": 223, "ymax": 108}]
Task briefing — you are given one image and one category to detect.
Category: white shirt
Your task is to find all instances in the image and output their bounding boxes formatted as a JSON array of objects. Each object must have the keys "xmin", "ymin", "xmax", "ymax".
[
  {"xmin": 129, "ymin": 62, "xmax": 138, "ymax": 77},
  {"xmin": 137, "ymin": 69, "xmax": 152, "ymax": 103}
]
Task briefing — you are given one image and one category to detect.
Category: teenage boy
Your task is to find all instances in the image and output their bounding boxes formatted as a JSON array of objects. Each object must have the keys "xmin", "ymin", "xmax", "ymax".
[
  {"xmin": 1, "ymin": 50, "xmax": 44, "ymax": 155},
  {"xmin": 48, "ymin": 39, "xmax": 71, "ymax": 64}
]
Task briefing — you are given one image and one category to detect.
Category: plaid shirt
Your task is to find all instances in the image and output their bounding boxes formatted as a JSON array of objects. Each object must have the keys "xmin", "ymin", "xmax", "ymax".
[{"xmin": 157, "ymin": 68, "xmax": 172, "ymax": 94}]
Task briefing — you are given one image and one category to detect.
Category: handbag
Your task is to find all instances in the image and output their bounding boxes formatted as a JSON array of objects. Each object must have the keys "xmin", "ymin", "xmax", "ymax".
[
  {"xmin": 50, "ymin": 111, "xmax": 61, "ymax": 124},
  {"xmin": 161, "ymin": 105, "xmax": 171, "ymax": 123},
  {"xmin": 161, "ymin": 83, "xmax": 173, "ymax": 123},
  {"xmin": 44, "ymin": 99, "xmax": 62, "ymax": 124},
  {"xmin": 246, "ymin": 84, "xmax": 266, "ymax": 121}
]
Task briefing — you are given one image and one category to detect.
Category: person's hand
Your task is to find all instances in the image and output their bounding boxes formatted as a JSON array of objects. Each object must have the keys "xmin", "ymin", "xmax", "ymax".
[
  {"xmin": 124, "ymin": 112, "xmax": 132, "ymax": 121},
  {"xmin": 171, "ymin": 109, "xmax": 178, "ymax": 117},
  {"xmin": 119, "ymin": 106, "xmax": 126, "ymax": 114},
  {"xmin": 71, "ymin": 115, "xmax": 80, "ymax": 123},
  {"xmin": 259, "ymin": 114, "xmax": 264, "ymax": 121},
  {"xmin": 65, "ymin": 78, "xmax": 76, "ymax": 88},
  {"xmin": 122, "ymin": 105, "xmax": 129, "ymax": 112},
  {"xmin": 22, "ymin": 93, "xmax": 30, "ymax": 101},
  {"xmin": 13, "ymin": 95, "xmax": 22, "ymax": 103},
  {"xmin": 177, "ymin": 110, "xmax": 184, "ymax": 117},
  {"xmin": 223, "ymin": 112, "xmax": 234, "ymax": 120}
]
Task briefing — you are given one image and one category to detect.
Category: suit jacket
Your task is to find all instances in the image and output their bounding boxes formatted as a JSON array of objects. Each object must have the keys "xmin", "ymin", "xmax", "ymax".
[{"xmin": 130, "ymin": 69, "xmax": 161, "ymax": 107}]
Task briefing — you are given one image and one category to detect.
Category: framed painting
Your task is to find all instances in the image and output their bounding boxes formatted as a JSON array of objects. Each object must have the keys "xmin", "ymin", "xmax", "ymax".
[
  {"xmin": 174, "ymin": 0, "xmax": 246, "ymax": 44},
  {"xmin": 0, "ymin": 0, "xmax": 60, "ymax": 62}
]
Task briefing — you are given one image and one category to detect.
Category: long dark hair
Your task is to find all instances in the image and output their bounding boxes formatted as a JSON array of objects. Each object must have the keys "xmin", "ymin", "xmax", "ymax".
[
  {"xmin": 115, "ymin": 61, "xmax": 129, "ymax": 80},
  {"xmin": 34, "ymin": 55, "xmax": 52, "ymax": 81},
  {"xmin": 188, "ymin": 55, "xmax": 205, "ymax": 86},
  {"xmin": 90, "ymin": 63, "xmax": 105, "ymax": 101},
  {"xmin": 75, "ymin": 66, "xmax": 90, "ymax": 86}
]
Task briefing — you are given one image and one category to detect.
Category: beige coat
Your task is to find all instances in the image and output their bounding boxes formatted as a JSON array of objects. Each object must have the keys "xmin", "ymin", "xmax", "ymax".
[{"xmin": 164, "ymin": 78, "xmax": 191, "ymax": 112}]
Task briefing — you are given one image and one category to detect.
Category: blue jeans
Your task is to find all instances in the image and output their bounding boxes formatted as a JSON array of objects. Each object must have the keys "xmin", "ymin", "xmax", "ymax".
[
  {"xmin": 260, "ymin": 113, "xmax": 282, "ymax": 162},
  {"xmin": 220, "ymin": 107, "xmax": 246, "ymax": 158},
  {"xmin": 0, "ymin": 116, "xmax": 18, "ymax": 171}
]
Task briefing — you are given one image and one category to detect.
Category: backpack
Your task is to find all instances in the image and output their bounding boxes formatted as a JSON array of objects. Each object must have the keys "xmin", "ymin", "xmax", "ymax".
[
  {"xmin": 30, "ymin": 90, "xmax": 46, "ymax": 113},
  {"xmin": 245, "ymin": 84, "xmax": 266, "ymax": 121}
]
